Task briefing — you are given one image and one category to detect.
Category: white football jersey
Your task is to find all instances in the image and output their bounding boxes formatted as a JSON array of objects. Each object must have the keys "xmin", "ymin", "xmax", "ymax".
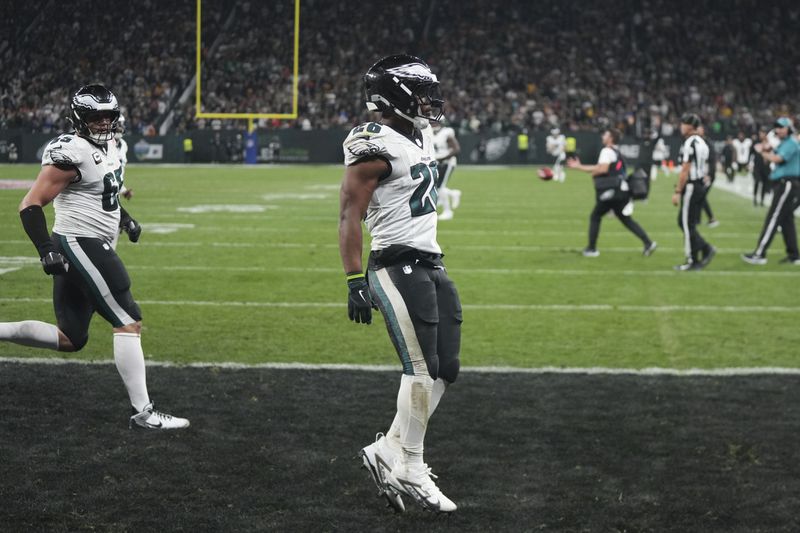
[
  {"xmin": 42, "ymin": 133, "xmax": 124, "ymax": 242},
  {"xmin": 432, "ymin": 125, "xmax": 457, "ymax": 166},
  {"xmin": 732, "ymin": 137, "xmax": 752, "ymax": 164},
  {"xmin": 546, "ymin": 134, "xmax": 566, "ymax": 156},
  {"xmin": 343, "ymin": 121, "xmax": 441, "ymax": 254},
  {"xmin": 116, "ymin": 137, "xmax": 130, "ymax": 195},
  {"xmin": 117, "ymin": 137, "xmax": 128, "ymax": 168},
  {"xmin": 652, "ymin": 138, "xmax": 668, "ymax": 160}
]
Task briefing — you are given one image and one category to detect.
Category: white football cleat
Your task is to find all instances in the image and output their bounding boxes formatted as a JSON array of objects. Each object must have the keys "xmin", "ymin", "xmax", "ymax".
[
  {"xmin": 386, "ymin": 461, "xmax": 457, "ymax": 513},
  {"xmin": 359, "ymin": 433, "xmax": 405, "ymax": 513},
  {"xmin": 450, "ymin": 189, "xmax": 462, "ymax": 210},
  {"xmin": 438, "ymin": 210, "xmax": 454, "ymax": 221},
  {"xmin": 130, "ymin": 403, "xmax": 190, "ymax": 430}
]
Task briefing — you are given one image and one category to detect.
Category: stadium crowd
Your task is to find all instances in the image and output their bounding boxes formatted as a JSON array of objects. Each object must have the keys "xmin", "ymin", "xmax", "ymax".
[{"xmin": 1, "ymin": 0, "xmax": 797, "ymax": 136}]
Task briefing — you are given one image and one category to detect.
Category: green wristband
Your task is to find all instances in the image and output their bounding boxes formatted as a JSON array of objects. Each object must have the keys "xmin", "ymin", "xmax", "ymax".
[{"xmin": 346, "ymin": 272, "xmax": 365, "ymax": 282}]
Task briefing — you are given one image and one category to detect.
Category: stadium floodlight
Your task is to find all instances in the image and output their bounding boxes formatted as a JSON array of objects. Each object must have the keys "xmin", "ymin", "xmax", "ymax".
[{"xmin": 195, "ymin": 0, "xmax": 300, "ymax": 125}]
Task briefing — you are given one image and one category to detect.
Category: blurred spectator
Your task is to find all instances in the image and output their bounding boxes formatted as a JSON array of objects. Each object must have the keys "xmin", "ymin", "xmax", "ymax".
[{"xmin": 1, "ymin": 0, "xmax": 797, "ymax": 135}]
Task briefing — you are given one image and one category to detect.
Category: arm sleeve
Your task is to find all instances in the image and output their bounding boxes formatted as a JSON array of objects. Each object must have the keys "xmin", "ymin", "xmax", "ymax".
[{"xmin": 19, "ymin": 205, "xmax": 54, "ymax": 256}]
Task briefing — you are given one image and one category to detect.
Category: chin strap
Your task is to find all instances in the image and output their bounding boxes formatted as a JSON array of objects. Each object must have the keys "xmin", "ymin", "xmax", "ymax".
[{"xmin": 393, "ymin": 108, "xmax": 431, "ymax": 129}]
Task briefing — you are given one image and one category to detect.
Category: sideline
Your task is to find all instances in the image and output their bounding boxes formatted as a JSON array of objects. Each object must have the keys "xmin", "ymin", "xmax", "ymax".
[
  {"xmin": 2, "ymin": 356, "xmax": 800, "ymax": 376},
  {"xmin": 2, "ymin": 297, "xmax": 800, "ymax": 313}
]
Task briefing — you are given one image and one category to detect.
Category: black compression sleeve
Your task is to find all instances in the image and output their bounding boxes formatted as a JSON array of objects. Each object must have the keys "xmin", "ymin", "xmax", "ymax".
[
  {"xmin": 19, "ymin": 205, "xmax": 54, "ymax": 257},
  {"xmin": 119, "ymin": 205, "xmax": 132, "ymax": 224}
]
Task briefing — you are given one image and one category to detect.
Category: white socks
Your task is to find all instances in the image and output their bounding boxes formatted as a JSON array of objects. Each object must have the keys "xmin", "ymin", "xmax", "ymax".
[
  {"xmin": 113, "ymin": 333, "xmax": 150, "ymax": 412},
  {"xmin": 386, "ymin": 375, "xmax": 449, "ymax": 466},
  {"xmin": 439, "ymin": 187, "xmax": 452, "ymax": 213},
  {"xmin": 429, "ymin": 377, "xmax": 448, "ymax": 416},
  {"xmin": 0, "ymin": 321, "xmax": 59, "ymax": 350}
]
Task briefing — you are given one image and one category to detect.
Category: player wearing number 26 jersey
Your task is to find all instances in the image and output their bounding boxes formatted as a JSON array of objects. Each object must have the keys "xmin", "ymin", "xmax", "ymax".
[
  {"xmin": 340, "ymin": 54, "xmax": 461, "ymax": 514},
  {"xmin": 343, "ymin": 120, "xmax": 440, "ymax": 254},
  {"xmin": 0, "ymin": 84, "xmax": 189, "ymax": 430}
]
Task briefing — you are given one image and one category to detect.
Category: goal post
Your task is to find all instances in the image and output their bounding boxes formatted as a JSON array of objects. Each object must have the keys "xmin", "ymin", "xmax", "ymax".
[{"xmin": 195, "ymin": 0, "xmax": 300, "ymax": 125}]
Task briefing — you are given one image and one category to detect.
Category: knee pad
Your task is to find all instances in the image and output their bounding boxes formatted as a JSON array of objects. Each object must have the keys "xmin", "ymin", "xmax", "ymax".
[
  {"xmin": 64, "ymin": 331, "xmax": 88, "ymax": 351},
  {"xmin": 438, "ymin": 357, "xmax": 460, "ymax": 383},
  {"xmin": 424, "ymin": 357, "xmax": 439, "ymax": 381}
]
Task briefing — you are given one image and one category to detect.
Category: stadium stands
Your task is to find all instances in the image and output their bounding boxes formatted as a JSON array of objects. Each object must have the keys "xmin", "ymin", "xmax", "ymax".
[{"xmin": 1, "ymin": 0, "xmax": 797, "ymax": 135}]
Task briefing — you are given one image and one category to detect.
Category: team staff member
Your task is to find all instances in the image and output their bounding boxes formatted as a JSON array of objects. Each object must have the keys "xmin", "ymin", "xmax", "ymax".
[
  {"xmin": 340, "ymin": 55, "xmax": 460, "ymax": 514},
  {"xmin": 567, "ymin": 128, "xmax": 656, "ymax": 257},
  {"xmin": 742, "ymin": 117, "xmax": 800, "ymax": 265},
  {"xmin": 721, "ymin": 136, "xmax": 735, "ymax": 182},
  {"xmin": 697, "ymin": 124, "xmax": 719, "ymax": 227},
  {"xmin": 672, "ymin": 114, "xmax": 715, "ymax": 271},
  {"xmin": 0, "ymin": 84, "xmax": 188, "ymax": 429},
  {"xmin": 751, "ymin": 129, "xmax": 771, "ymax": 206}
]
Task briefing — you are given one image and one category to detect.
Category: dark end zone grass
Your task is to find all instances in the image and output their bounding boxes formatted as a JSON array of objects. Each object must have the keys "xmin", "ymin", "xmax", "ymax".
[{"xmin": 1, "ymin": 362, "xmax": 799, "ymax": 532}]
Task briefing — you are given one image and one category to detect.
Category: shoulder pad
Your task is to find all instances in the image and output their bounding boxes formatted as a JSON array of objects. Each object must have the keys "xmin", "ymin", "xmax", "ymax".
[
  {"xmin": 42, "ymin": 135, "xmax": 83, "ymax": 167},
  {"xmin": 343, "ymin": 123, "xmax": 391, "ymax": 165}
]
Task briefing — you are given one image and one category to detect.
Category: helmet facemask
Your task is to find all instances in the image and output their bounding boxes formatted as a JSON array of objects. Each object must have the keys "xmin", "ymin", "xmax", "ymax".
[{"xmin": 69, "ymin": 85, "xmax": 120, "ymax": 144}]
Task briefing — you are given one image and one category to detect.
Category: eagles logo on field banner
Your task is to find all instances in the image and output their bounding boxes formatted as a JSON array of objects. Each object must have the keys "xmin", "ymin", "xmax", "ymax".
[{"xmin": 347, "ymin": 139, "xmax": 382, "ymax": 157}]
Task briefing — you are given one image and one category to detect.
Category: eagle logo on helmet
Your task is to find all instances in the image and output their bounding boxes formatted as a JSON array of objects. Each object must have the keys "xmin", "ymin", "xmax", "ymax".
[{"xmin": 363, "ymin": 54, "xmax": 444, "ymax": 129}]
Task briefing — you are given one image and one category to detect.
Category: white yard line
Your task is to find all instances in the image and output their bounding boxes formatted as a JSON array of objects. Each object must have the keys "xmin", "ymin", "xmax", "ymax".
[
  {"xmin": 1, "ymin": 356, "xmax": 799, "ymax": 376},
  {"xmin": 119, "ymin": 265, "xmax": 798, "ymax": 278},
  {"xmin": 1, "ymin": 297, "xmax": 797, "ymax": 313},
  {"xmin": 0, "ymin": 239, "xmax": 765, "ymax": 253}
]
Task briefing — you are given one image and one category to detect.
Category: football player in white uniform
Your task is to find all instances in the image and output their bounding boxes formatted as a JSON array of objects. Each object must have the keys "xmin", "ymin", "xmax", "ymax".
[
  {"xmin": 0, "ymin": 85, "xmax": 188, "ymax": 430},
  {"xmin": 111, "ymin": 115, "xmax": 132, "ymax": 249},
  {"xmin": 651, "ymin": 134, "xmax": 669, "ymax": 181},
  {"xmin": 116, "ymin": 115, "xmax": 132, "ymax": 200},
  {"xmin": 732, "ymin": 131, "xmax": 753, "ymax": 175},
  {"xmin": 431, "ymin": 120, "xmax": 461, "ymax": 220},
  {"xmin": 546, "ymin": 127, "xmax": 567, "ymax": 182},
  {"xmin": 339, "ymin": 55, "xmax": 460, "ymax": 514}
]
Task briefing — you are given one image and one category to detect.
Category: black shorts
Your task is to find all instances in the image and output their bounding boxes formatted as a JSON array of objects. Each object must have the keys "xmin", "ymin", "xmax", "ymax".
[
  {"xmin": 52, "ymin": 233, "xmax": 141, "ymax": 345},
  {"xmin": 369, "ymin": 261, "xmax": 462, "ymax": 383},
  {"xmin": 436, "ymin": 162, "xmax": 456, "ymax": 189}
]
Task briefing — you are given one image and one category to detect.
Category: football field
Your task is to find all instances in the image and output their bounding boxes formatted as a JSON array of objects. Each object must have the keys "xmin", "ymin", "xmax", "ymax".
[
  {"xmin": 1, "ymin": 163, "xmax": 798, "ymax": 368},
  {"xmin": 1, "ymin": 163, "xmax": 800, "ymax": 531}
]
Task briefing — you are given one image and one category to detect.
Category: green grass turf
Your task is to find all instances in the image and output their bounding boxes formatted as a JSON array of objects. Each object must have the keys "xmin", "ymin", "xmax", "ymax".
[{"xmin": 1, "ymin": 163, "xmax": 797, "ymax": 368}]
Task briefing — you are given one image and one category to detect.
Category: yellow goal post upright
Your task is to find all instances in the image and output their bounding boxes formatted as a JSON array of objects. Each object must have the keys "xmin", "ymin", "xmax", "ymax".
[{"xmin": 195, "ymin": 0, "xmax": 300, "ymax": 133}]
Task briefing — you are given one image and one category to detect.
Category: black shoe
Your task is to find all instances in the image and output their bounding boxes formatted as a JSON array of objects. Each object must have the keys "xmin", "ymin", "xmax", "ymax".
[
  {"xmin": 778, "ymin": 256, "xmax": 800, "ymax": 265},
  {"xmin": 643, "ymin": 241, "xmax": 657, "ymax": 257},
  {"xmin": 741, "ymin": 253, "xmax": 767, "ymax": 265},
  {"xmin": 699, "ymin": 246, "xmax": 716, "ymax": 268},
  {"xmin": 673, "ymin": 261, "xmax": 698, "ymax": 271}
]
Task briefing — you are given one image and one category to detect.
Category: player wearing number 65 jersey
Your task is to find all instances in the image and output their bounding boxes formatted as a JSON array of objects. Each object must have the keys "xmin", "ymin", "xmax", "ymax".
[
  {"xmin": 339, "ymin": 54, "xmax": 462, "ymax": 514},
  {"xmin": 0, "ymin": 84, "xmax": 188, "ymax": 430}
]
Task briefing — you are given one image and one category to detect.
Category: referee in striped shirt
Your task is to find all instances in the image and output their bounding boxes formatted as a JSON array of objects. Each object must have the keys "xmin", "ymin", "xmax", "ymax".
[{"xmin": 672, "ymin": 114, "xmax": 715, "ymax": 271}]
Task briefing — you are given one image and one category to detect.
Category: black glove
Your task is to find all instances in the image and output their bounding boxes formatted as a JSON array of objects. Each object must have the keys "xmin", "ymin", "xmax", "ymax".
[
  {"xmin": 121, "ymin": 215, "xmax": 141, "ymax": 243},
  {"xmin": 347, "ymin": 273, "xmax": 375, "ymax": 324},
  {"xmin": 41, "ymin": 251, "xmax": 69, "ymax": 275}
]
